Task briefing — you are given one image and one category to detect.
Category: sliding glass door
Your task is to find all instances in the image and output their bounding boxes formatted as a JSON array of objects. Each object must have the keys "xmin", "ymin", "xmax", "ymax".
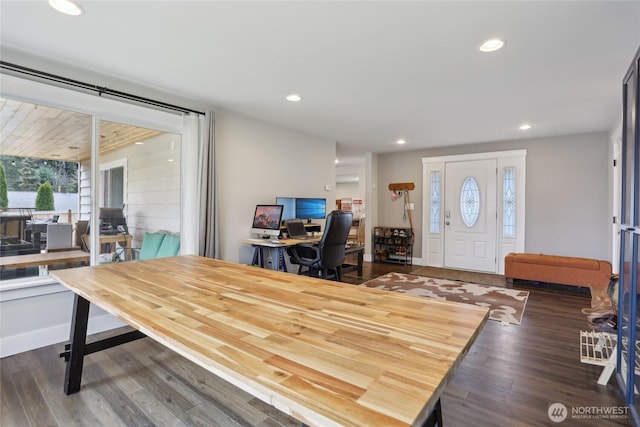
[
  {"xmin": 0, "ymin": 98, "xmax": 89, "ymax": 280},
  {"xmin": 0, "ymin": 73, "xmax": 189, "ymax": 283},
  {"xmin": 96, "ymin": 119, "xmax": 181, "ymax": 262}
]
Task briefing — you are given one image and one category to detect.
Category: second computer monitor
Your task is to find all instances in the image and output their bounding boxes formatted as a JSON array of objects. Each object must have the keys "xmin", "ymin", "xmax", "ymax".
[
  {"xmin": 276, "ymin": 197, "xmax": 326, "ymax": 222},
  {"xmin": 296, "ymin": 198, "xmax": 326, "ymax": 220},
  {"xmin": 99, "ymin": 207, "xmax": 128, "ymax": 234}
]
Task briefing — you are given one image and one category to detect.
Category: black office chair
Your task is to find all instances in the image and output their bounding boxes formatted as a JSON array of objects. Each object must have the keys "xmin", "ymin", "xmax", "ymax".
[{"xmin": 288, "ymin": 210, "xmax": 353, "ymax": 281}]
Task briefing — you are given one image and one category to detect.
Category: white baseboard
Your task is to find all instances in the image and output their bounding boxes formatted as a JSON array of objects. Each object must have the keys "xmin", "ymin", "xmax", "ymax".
[{"xmin": 0, "ymin": 313, "xmax": 125, "ymax": 358}]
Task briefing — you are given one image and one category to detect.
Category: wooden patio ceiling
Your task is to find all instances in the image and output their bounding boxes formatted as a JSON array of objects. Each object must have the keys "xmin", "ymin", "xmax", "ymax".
[{"xmin": 0, "ymin": 98, "xmax": 165, "ymax": 162}]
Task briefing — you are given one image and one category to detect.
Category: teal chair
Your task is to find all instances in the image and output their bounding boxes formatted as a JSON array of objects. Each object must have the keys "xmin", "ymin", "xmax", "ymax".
[{"xmin": 137, "ymin": 232, "xmax": 181, "ymax": 260}]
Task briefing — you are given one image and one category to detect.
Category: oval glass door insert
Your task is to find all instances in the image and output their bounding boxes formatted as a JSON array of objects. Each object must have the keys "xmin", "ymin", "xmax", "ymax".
[{"xmin": 460, "ymin": 177, "xmax": 480, "ymax": 227}]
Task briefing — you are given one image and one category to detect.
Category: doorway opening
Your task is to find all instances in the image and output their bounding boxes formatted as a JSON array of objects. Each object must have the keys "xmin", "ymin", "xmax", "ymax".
[{"xmin": 422, "ymin": 150, "xmax": 526, "ymax": 274}]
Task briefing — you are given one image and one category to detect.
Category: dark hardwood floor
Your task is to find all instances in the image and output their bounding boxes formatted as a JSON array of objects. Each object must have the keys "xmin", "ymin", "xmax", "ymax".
[{"xmin": 1, "ymin": 258, "xmax": 633, "ymax": 426}]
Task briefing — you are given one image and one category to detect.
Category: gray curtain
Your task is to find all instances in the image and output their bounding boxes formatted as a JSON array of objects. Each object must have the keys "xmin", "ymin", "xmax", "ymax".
[{"xmin": 198, "ymin": 111, "xmax": 219, "ymax": 258}]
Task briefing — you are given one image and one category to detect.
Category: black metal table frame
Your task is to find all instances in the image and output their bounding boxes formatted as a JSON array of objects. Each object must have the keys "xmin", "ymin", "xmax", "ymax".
[
  {"xmin": 59, "ymin": 294, "xmax": 145, "ymax": 395},
  {"xmin": 250, "ymin": 245, "xmax": 288, "ymax": 271},
  {"xmin": 250, "ymin": 244, "xmax": 364, "ymax": 277}
]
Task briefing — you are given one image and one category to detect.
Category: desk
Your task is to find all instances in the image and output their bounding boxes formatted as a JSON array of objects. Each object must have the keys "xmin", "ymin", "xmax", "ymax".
[
  {"xmin": 245, "ymin": 238, "xmax": 364, "ymax": 277},
  {"xmin": 342, "ymin": 245, "xmax": 365, "ymax": 276},
  {"xmin": 244, "ymin": 237, "xmax": 321, "ymax": 271},
  {"xmin": 281, "ymin": 222, "xmax": 322, "ymax": 234},
  {"xmin": 0, "ymin": 250, "xmax": 89, "ymax": 270},
  {"xmin": 51, "ymin": 256, "xmax": 488, "ymax": 427},
  {"xmin": 82, "ymin": 233, "xmax": 132, "ymax": 260}
]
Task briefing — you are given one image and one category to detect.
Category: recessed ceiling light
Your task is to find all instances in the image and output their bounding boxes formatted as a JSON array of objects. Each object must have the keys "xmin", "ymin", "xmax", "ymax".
[
  {"xmin": 135, "ymin": 141, "xmax": 145, "ymax": 145},
  {"xmin": 335, "ymin": 159, "xmax": 339, "ymax": 164},
  {"xmin": 396, "ymin": 139, "xmax": 406, "ymax": 145},
  {"xmin": 49, "ymin": 0, "xmax": 84, "ymax": 16},
  {"xmin": 479, "ymin": 38, "xmax": 505, "ymax": 53},
  {"xmin": 518, "ymin": 124, "xmax": 532, "ymax": 131},
  {"xmin": 286, "ymin": 94, "xmax": 302, "ymax": 102}
]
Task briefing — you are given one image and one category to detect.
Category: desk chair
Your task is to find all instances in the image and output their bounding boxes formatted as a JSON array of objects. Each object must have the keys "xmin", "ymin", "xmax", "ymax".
[
  {"xmin": 288, "ymin": 210, "xmax": 353, "ymax": 281},
  {"xmin": 45, "ymin": 223, "xmax": 83, "ymax": 270},
  {"xmin": 76, "ymin": 220, "xmax": 89, "ymax": 250}
]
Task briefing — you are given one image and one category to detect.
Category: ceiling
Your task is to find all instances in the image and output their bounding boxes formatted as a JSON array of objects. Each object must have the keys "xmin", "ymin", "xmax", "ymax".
[
  {"xmin": 0, "ymin": 97, "xmax": 164, "ymax": 161},
  {"xmin": 1, "ymin": 1, "xmax": 639, "ymax": 165}
]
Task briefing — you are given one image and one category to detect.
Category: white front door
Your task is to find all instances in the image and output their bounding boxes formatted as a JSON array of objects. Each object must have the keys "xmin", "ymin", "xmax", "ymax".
[{"xmin": 444, "ymin": 159, "xmax": 497, "ymax": 272}]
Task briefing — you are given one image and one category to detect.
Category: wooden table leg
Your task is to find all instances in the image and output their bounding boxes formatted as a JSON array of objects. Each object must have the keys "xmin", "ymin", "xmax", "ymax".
[{"xmin": 64, "ymin": 294, "xmax": 90, "ymax": 395}]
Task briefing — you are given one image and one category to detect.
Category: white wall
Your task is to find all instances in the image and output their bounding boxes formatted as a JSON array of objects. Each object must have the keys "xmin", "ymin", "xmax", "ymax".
[
  {"xmin": 377, "ymin": 132, "xmax": 610, "ymax": 261},
  {"xmin": 608, "ymin": 120, "xmax": 623, "ymax": 273},
  {"xmin": 336, "ymin": 182, "xmax": 359, "ymax": 201},
  {"xmin": 525, "ymin": 133, "xmax": 608, "ymax": 259},
  {"xmin": 0, "ymin": 283, "xmax": 125, "ymax": 357},
  {"xmin": 364, "ymin": 152, "xmax": 379, "ymax": 261},
  {"xmin": 336, "ymin": 161, "xmax": 366, "ymax": 201},
  {"xmin": 214, "ymin": 110, "xmax": 336, "ymax": 264}
]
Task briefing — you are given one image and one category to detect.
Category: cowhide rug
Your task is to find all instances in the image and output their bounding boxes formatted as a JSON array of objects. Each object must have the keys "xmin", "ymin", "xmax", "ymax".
[{"xmin": 360, "ymin": 272, "xmax": 529, "ymax": 325}]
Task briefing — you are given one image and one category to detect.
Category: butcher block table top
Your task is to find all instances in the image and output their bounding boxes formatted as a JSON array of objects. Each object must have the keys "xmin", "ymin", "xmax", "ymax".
[{"xmin": 51, "ymin": 255, "xmax": 489, "ymax": 427}]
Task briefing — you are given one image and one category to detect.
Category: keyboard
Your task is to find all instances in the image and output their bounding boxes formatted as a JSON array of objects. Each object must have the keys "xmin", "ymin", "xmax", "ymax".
[
  {"xmin": 245, "ymin": 238, "xmax": 286, "ymax": 245},
  {"xmin": 245, "ymin": 238, "xmax": 271, "ymax": 244},
  {"xmin": 290, "ymin": 235, "xmax": 314, "ymax": 240}
]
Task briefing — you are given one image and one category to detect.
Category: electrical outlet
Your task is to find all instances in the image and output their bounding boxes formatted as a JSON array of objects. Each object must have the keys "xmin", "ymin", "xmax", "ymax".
[
  {"xmin": 324, "ymin": 184, "xmax": 331, "ymax": 191},
  {"xmin": 409, "ymin": 203, "xmax": 414, "ymax": 210}
]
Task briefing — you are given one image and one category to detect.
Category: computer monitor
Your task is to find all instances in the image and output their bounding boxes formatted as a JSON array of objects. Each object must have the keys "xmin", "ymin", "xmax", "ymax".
[
  {"xmin": 276, "ymin": 197, "xmax": 296, "ymax": 223},
  {"xmin": 295, "ymin": 198, "xmax": 326, "ymax": 221},
  {"xmin": 99, "ymin": 207, "xmax": 129, "ymax": 234},
  {"xmin": 251, "ymin": 204, "xmax": 284, "ymax": 238}
]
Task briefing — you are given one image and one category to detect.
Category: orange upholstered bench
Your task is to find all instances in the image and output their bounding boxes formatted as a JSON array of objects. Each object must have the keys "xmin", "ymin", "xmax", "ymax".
[{"xmin": 504, "ymin": 253, "xmax": 611, "ymax": 289}]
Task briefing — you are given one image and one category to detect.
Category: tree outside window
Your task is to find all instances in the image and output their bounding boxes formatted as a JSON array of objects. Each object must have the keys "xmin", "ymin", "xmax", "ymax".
[
  {"xmin": 0, "ymin": 164, "xmax": 8, "ymax": 208},
  {"xmin": 35, "ymin": 181, "xmax": 55, "ymax": 211}
]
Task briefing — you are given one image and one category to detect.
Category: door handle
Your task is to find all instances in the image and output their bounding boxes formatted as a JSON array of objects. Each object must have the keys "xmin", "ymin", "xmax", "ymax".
[{"xmin": 445, "ymin": 221, "xmax": 450, "ymax": 226}]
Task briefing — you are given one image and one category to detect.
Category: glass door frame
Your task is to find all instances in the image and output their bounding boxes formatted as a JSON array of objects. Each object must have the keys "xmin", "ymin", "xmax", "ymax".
[
  {"xmin": 0, "ymin": 73, "xmax": 196, "ymax": 277},
  {"xmin": 617, "ymin": 46, "xmax": 640, "ymax": 426}
]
